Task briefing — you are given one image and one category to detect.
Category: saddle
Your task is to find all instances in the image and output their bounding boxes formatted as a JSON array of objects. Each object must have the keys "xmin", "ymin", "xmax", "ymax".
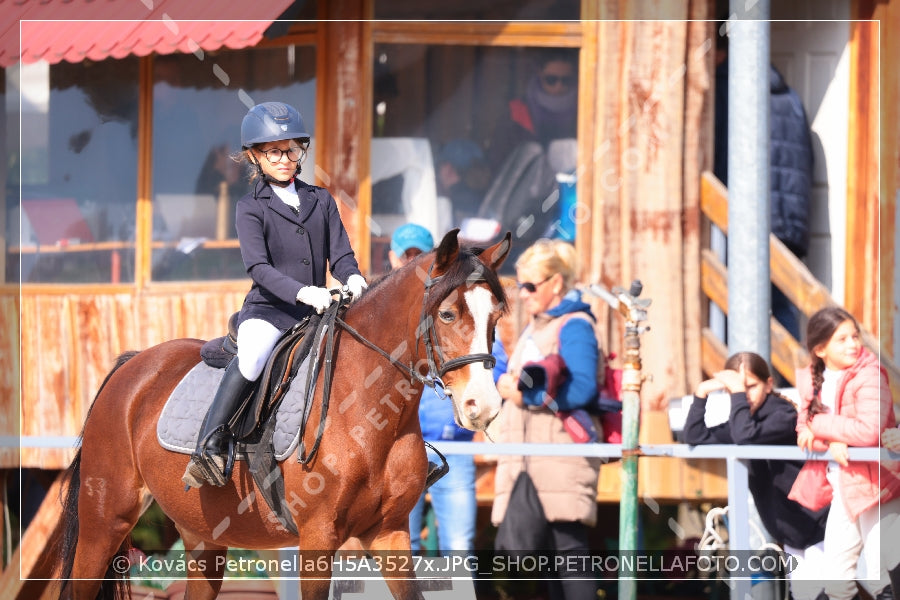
[
  {"xmin": 199, "ymin": 312, "xmax": 313, "ymax": 443},
  {"xmin": 197, "ymin": 312, "xmax": 326, "ymax": 535}
]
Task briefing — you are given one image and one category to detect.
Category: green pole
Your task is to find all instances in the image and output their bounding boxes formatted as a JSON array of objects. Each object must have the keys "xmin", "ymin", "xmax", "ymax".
[
  {"xmin": 424, "ymin": 502, "xmax": 438, "ymax": 553},
  {"xmin": 618, "ymin": 335, "xmax": 643, "ymax": 600},
  {"xmin": 587, "ymin": 281, "xmax": 649, "ymax": 600}
]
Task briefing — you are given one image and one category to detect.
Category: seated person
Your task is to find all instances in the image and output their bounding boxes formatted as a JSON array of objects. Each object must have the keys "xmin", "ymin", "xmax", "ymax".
[{"xmin": 683, "ymin": 352, "xmax": 828, "ymax": 580}]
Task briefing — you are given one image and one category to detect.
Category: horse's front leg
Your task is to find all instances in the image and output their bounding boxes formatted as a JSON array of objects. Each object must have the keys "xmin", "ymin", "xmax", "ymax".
[
  {"xmin": 369, "ymin": 529, "xmax": 424, "ymax": 600},
  {"xmin": 297, "ymin": 523, "xmax": 340, "ymax": 600}
]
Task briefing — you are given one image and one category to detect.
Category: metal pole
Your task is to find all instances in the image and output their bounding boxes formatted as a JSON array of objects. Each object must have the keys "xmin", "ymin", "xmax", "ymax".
[
  {"xmin": 727, "ymin": 0, "xmax": 771, "ymax": 359},
  {"xmin": 588, "ymin": 281, "xmax": 651, "ymax": 600},
  {"xmin": 726, "ymin": 456, "xmax": 752, "ymax": 600}
]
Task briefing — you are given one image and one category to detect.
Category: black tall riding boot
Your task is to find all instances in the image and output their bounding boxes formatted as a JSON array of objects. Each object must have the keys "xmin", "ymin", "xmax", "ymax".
[{"xmin": 182, "ymin": 359, "xmax": 254, "ymax": 489}]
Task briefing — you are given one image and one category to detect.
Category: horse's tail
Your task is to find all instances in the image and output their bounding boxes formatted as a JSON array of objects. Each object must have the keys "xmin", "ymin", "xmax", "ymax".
[{"xmin": 58, "ymin": 351, "xmax": 140, "ymax": 600}]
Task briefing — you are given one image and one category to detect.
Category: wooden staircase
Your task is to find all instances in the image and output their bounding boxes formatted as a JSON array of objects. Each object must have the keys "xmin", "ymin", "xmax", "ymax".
[{"xmin": 700, "ymin": 171, "xmax": 900, "ymax": 400}]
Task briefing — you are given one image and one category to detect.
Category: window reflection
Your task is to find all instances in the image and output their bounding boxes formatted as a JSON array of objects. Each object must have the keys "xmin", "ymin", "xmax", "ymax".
[
  {"xmin": 15, "ymin": 57, "xmax": 139, "ymax": 283},
  {"xmin": 150, "ymin": 48, "xmax": 316, "ymax": 281},
  {"xmin": 370, "ymin": 44, "xmax": 579, "ymax": 273}
]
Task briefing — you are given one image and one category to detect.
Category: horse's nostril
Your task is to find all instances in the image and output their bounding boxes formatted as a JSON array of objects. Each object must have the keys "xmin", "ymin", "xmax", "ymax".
[{"xmin": 464, "ymin": 398, "xmax": 478, "ymax": 416}]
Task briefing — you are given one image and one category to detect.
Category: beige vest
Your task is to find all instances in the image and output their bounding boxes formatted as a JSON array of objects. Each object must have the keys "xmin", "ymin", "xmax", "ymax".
[{"xmin": 491, "ymin": 311, "xmax": 603, "ymax": 528}]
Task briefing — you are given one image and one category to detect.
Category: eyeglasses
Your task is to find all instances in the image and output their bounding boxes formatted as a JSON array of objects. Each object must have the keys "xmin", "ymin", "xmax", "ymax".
[
  {"xmin": 540, "ymin": 74, "xmax": 576, "ymax": 88},
  {"xmin": 259, "ymin": 146, "xmax": 305, "ymax": 164},
  {"xmin": 516, "ymin": 274, "xmax": 554, "ymax": 293}
]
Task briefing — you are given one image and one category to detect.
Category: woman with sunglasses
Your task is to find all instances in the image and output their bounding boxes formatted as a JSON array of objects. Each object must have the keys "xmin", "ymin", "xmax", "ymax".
[
  {"xmin": 183, "ymin": 101, "xmax": 367, "ymax": 489},
  {"xmin": 490, "ymin": 238, "xmax": 602, "ymax": 599}
]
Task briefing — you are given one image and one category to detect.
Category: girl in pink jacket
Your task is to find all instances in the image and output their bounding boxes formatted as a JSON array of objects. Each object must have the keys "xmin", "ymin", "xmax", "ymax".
[{"xmin": 788, "ymin": 307, "xmax": 900, "ymax": 600}]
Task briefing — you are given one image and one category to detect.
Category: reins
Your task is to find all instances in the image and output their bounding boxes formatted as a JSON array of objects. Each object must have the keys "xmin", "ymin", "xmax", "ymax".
[
  {"xmin": 298, "ymin": 258, "xmax": 497, "ymax": 466},
  {"xmin": 336, "ymin": 261, "xmax": 496, "ymax": 390}
]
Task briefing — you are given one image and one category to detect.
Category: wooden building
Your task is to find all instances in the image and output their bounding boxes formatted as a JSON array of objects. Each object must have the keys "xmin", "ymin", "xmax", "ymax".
[{"xmin": 0, "ymin": 0, "xmax": 897, "ymax": 576}]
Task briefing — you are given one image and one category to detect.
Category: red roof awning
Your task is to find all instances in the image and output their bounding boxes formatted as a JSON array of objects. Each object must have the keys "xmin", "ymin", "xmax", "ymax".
[{"xmin": 1, "ymin": 0, "xmax": 297, "ymax": 68}]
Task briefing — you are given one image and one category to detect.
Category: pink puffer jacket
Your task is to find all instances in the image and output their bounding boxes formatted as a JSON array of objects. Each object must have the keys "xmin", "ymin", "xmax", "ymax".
[{"xmin": 788, "ymin": 348, "xmax": 900, "ymax": 521}]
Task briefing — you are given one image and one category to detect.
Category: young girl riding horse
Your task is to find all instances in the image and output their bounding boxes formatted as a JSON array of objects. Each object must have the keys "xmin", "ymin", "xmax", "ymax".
[{"xmin": 183, "ymin": 101, "xmax": 368, "ymax": 488}]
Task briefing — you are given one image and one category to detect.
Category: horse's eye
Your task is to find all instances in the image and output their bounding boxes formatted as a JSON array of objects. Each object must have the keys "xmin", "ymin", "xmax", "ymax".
[{"xmin": 438, "ymin": 310, "xmax": 456, "ymax": 323}]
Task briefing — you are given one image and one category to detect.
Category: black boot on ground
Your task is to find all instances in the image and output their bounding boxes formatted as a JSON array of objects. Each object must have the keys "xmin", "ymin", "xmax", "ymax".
[{"xmin": 182, "ymin": 359, "xmax": 254, "ymax": 488}]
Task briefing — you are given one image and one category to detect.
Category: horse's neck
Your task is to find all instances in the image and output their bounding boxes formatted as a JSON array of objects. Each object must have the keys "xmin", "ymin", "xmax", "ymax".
[{"xmin": 343, "ymin": 273, "xmax": 422, "ymax": 355}]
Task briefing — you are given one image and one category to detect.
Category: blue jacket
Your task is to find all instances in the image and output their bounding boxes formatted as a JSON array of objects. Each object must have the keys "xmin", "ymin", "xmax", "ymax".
[
  {"xmin": 714, "ymin": 63, "xmax": 813, "ymax": 258},
  {"xmin": 500, "ymin": 290, "xmax": 599, "ymax": 412},
  {"xmin": 234, "ymin": 178, "xmax": 362, "ymax": 330},
  {"xmin": 418, "ymin": 386, "xmax": 475, "ymax": 442}
]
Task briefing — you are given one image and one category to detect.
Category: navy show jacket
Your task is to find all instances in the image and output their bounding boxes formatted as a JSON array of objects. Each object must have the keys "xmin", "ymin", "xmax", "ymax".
[{"xmin": 234, "ymin": 178, "xmax": 362, "ymax": 331}]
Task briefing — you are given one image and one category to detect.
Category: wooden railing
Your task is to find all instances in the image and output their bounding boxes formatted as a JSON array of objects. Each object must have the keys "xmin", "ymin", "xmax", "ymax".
[{"xmin": 700, "ymin": 171, "xmax": 900, "ymax": 396}]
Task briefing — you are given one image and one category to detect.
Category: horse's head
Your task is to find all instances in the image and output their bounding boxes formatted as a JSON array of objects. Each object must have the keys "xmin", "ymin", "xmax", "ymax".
[{"xmin": 421, "ymin": 229, "xmax": 511, "ymax": 431}]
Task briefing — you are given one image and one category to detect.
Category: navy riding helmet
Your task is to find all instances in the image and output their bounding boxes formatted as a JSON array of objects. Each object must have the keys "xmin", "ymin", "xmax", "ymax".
[{"xmin": 241, "ymin": 102, "xmax": 310, "ymax": 148}]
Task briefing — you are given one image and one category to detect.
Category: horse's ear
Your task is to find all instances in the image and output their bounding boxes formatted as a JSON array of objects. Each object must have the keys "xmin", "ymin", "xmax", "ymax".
[
  {"xmin": 479, "ymin": 232, "xmax": 512, "ymax": 272},
  {"xmin": 433, "ymin": 228, "xmax": 461, "ymax": 275}
]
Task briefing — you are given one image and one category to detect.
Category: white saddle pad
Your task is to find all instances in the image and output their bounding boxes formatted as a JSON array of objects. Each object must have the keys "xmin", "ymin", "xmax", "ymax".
[{"xmin": 157, "ymin": 359, "xmax": 312, "ymax": 461}]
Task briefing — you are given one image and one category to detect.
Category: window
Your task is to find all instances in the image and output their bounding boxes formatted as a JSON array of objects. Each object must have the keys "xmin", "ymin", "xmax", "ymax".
[
  {"xmin": 370, "ymin": 44, "xmax": 579, "ymax": 273},
  {"xmin": 150, "ymin": 48, "xmax": 317, "ymax": 282},
  {"xmin": 15, "ymin": 58, "xmax": 139, "ymax": 283},
  {"xmin": 10, "ymin": 45, "xmax": 317, "ymax": 284}
]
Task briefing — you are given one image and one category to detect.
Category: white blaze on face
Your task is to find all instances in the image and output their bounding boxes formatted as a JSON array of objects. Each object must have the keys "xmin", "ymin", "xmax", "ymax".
[{"xmin": 455, "ymin": 286, "xmax": 502, "ymax": 430}]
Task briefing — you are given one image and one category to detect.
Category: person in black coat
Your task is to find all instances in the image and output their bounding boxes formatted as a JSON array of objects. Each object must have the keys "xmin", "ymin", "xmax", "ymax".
[
  {"xmin": 683, "ymin": 352, "xmax": 828, "ymax": 580},
  {"xmin": 183, "ymin": 101, "xmax": 367, "ymax": 489},
  {"xmin": 714, "ymin": 39, "xmax": 814, "ymax": 341}
]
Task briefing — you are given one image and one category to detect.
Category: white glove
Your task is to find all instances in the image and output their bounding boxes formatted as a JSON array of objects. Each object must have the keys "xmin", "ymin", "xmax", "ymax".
[
  {"xmin": 296, "ymin": 286, "xmax": 333, "ymax": 313},
  {"xmin": 345, "ymin": 274, "xmax": 368, "ymax": 302}
]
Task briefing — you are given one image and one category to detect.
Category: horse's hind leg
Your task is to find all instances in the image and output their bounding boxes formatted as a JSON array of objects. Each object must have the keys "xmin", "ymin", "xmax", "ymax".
[
  {"xmin": 68, "ymin": 463, "xmax": 149, "ymax": 598},
  {"xmin": 178, "ymin": 529, "xmax": 228, "ymax": 600}
]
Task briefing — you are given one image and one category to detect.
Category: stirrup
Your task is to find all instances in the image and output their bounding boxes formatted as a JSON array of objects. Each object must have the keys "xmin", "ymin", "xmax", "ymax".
[
  {"xmin": 424, "ymin": 441, "xmax": 449, "ymax": 488},
  {"xmin": 184, "ymin": 427, "xmax": 235, "ymax": 488},
  {"xmin": 425, "ymin": 460, "xmax": 449, "ymax": 489}
]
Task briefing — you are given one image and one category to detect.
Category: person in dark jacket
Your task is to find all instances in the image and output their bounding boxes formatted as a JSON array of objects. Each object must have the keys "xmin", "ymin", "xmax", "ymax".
[
  {"xmin": 683, "ymin": 351, "xmax": 829, "ymax": 589},
  {"xmin": 714, "ymin": 42, "xmax": 814, "ymax": 340},
  {"xmin": 183, "ymin": 101, "xmax": 367, "ymax": 489},
  {"xmin": 487, "ymin": 48, "xmax": 578, "ymax": 173}
]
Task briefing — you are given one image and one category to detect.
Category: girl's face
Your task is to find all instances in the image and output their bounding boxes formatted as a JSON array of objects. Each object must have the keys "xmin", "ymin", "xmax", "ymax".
[
  {"xmin": 516, "ymin": 264, "xmax": 560, "ymax": 317},
  {"xmin": 814, "ymin": 319, "xmax": 862, "ymax": 371},
  {"xmin": 742, "ymin": 367, "xmax": 774, "ymax": 414},
  {"xmin": 250, "ymin": 140, "xmax": 305, "ymax": 183}
]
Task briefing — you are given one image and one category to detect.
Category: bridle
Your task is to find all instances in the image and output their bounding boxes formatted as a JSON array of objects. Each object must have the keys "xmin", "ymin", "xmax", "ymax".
[
  {"xmin": 297, "ymin": 258, "xmax": 497, "ymax": 465},
  {"xmin": 335, "ymin": 260, "xmax": 497, "ymax": 391}
]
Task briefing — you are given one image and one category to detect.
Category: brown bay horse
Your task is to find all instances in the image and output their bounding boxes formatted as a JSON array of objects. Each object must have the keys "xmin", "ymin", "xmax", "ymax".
[{"xmin": 56, "ymin": 230, "xmax": 510, "ymax": 599}]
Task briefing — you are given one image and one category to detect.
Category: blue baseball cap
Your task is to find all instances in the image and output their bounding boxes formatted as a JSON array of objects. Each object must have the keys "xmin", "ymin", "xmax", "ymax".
[{"xmin": 391, "ymin": 223, "xmax": 434, "ymax": 256}]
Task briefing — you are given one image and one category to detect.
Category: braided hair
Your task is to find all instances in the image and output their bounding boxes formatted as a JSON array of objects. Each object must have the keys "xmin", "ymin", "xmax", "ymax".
[{"xmin": 805, "ymin": 306, "xmax": 858, "ymax": 420}]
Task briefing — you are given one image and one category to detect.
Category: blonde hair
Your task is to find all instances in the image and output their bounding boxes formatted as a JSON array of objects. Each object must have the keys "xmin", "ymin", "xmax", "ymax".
[{"xmin": 515, "ymin": 238, "xmax": 578, "ymax": 291}]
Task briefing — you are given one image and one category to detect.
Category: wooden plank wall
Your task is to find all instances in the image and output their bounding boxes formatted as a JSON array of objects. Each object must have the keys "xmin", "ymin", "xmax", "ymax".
[
  {"xmin": 17, "ymin": 285, "xmax": 247, "ymax": 469},
  {"xmin": 583, "ymin": 8, "xmax": 711, "ymax": 413},
  {"xmin": 0, "ymin": 290, "xmax": 20, "ymax": 468}
]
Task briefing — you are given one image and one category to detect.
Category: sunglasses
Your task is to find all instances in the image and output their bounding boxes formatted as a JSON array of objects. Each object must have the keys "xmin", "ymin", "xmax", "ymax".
[
  {"xmin": 541, "ymin": 74, "xmax": 576, "ymax": 88},
  {"xmin": 516, "ymin": 274, "xmax": 553, "ymax": 293}
]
